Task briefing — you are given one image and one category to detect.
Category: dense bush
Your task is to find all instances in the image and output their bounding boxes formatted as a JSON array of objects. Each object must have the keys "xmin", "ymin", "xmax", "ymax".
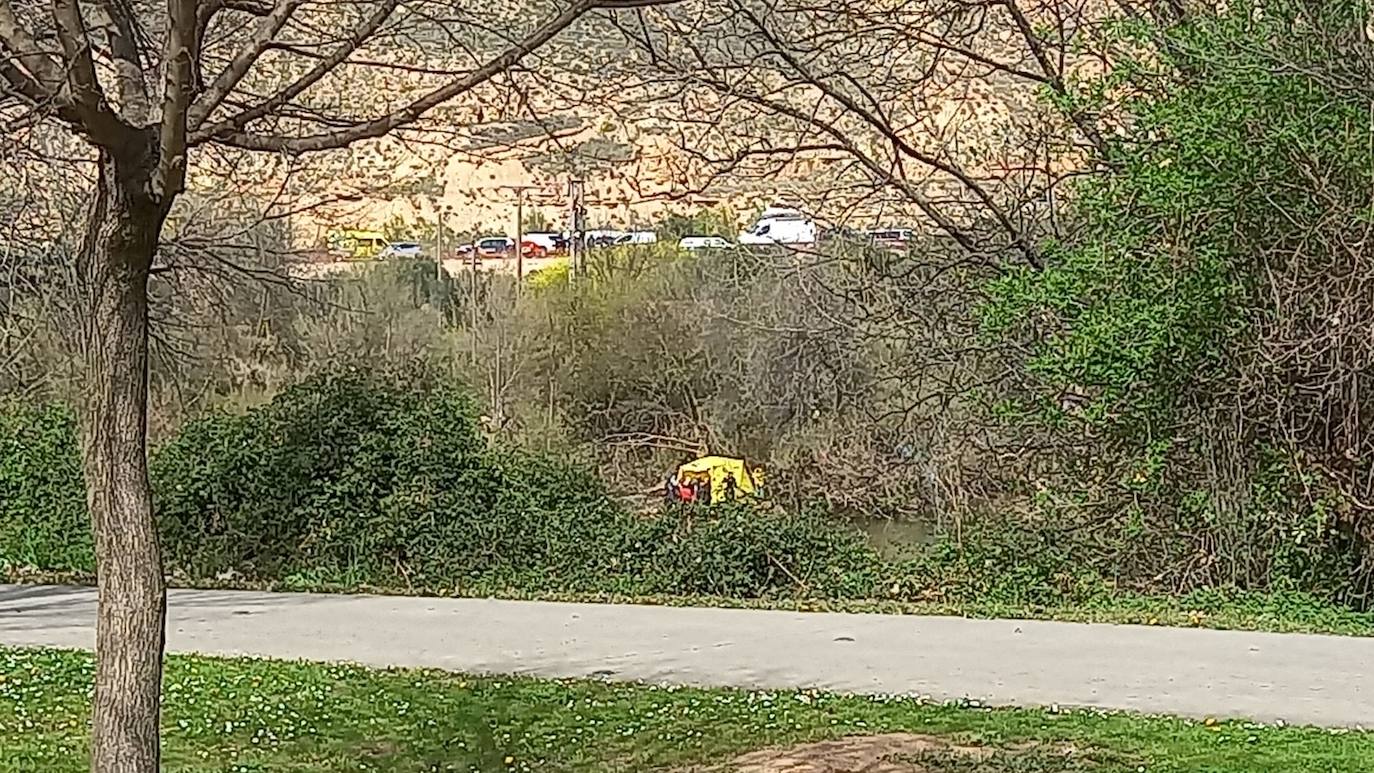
[
  {"xmin": 0, "ymin": 380, "xmax": 1161, "ymax": 607},
  {"xmin": 153, "ymin": 366, "xmax": 493, "ymax": 580},
  {"xmin": 982, "ymin": 3, "xmax": 1374, "ymax": 603},
  {"xmin": 0, "ymin": 369, "xmax": 890, "ymax": 600},
  {"xmin": 151, "ymin": 366, "xmax": 695, "ymax": 591},
  {"xmin": 3, "ymin": 367, "xmax": 1369, "ymax": 617},
  {"xmin": 0, "ymin": 402, "xmax": 91, "ymax": 571},
  {"xmin": 3, "ymin": 387, "xmax": 1357, "ymax": 616},
  {"xmin": 628, "ymin": 503, "xmax": 881, "ymax": 598}
]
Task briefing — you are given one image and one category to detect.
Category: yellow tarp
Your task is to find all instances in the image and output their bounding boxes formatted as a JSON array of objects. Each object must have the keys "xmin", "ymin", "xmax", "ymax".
[{"xmin": 676, "ymin": 455, "xmax": 761, "ymax": 500}]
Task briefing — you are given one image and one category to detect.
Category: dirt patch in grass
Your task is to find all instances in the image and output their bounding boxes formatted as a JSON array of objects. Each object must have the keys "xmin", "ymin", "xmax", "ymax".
[
  {"xmin": 712, "ymin": 734, "xmax": 1103, "ymax": 773},
  {"xmin": 720, "ymin": 734, "xmax": 988, "ymax": 772}
]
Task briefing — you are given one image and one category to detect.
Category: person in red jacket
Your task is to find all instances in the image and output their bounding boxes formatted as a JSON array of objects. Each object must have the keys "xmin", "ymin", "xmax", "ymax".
[{"xmin": 678, "ymin": 477, "xmax": 697, "ymax": 504}]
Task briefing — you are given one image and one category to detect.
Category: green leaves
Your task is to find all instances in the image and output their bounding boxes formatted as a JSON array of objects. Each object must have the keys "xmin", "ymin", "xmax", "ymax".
[
  {"xmin": 0, "ymin": 402, "xmax": 91, "ymax": 572},
  {"xmin": 0, "ymin": 367, "xmax": 884, "ymax": 601},
  {"xmin": 980, "ymin": 0, "xmax": 1374, "ymax": 600}
]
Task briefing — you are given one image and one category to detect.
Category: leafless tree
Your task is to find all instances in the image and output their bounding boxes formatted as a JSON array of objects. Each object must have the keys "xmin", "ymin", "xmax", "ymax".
[
  {"xmin": 613, "ymin": 0, "xmax": 1119, "ymax": 264},
  {"xmin": 0, "ymin": 0, "xmax": 668, "ymax": 768},
  {"xmin": 560, "ymin": 0, "xmax": 1125, "ymax": 520}
]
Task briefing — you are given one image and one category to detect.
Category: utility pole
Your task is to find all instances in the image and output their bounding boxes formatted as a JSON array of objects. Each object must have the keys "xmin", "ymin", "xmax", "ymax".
[
  {"xmin": 436, "ymin": 206, "xmax": 445, "ymax": 284},
  {"xmin": 515, "ymin": 189, "xmax": 524, "ymax": 288},
  {"xmin": 492, "ymin": 184, "xmax": 539, "ymax": 291},
  {"xmin": 568, "ymin": 178, "xmax": 585, "ymax": 283},
  {"xmin": 470, "ymin": 227, "xmax": 479, "ymax": 366}
]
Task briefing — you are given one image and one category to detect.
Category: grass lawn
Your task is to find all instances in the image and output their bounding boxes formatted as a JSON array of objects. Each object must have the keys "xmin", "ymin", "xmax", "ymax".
[{"xmin": 2, "ymin": 648, "xmax": 1371, "ymax": 772}]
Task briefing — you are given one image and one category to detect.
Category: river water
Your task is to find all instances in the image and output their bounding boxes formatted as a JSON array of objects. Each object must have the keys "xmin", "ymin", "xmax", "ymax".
[{"xmin": 854, "ymin": 518, "xmax": 935, "ymax": 559}]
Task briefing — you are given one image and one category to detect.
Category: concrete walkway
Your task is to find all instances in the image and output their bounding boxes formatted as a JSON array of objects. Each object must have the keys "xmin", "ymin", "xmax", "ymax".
[{"xmin": 2, "ymin": 584, "xmax": 1371, "ymax": 728}]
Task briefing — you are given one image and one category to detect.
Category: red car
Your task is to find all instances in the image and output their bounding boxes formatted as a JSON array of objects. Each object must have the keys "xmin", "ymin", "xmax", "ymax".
[{"xmin": 474, "ymin": 237, "xmax": 547, "ymax": 259}]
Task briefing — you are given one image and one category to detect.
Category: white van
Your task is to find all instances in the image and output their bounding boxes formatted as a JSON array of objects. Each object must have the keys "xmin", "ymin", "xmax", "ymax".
[
  {"xmin": 738, "ymin": 207, "xmax": 818, "ymax": 245},
  {"xmin": 679, "ymin": 236, "xmax": 732, "ymax": 250}
]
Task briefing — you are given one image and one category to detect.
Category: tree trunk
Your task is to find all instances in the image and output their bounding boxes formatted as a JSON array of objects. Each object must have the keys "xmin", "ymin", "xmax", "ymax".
[{"xmin": 77, "ymin": 146, "xmax": 169, "ymax": 773}]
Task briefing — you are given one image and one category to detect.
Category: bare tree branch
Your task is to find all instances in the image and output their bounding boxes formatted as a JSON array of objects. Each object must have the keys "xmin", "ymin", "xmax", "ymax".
[
  {"xmin": 755, "ymin": 92, "xmax": 991, "ymax": 261},
  {"xmin": 155, "ymin": 0, "xmax": 200, "ymax": 195},
  {"xmin": 191, "ymin": 0, "xmax": 403, "ymax": 143},
  {"xmin": 214, "ymin": 0, "xmax": 675, "ymax": 154},
  {"xmin": 185, "ymin": 0, "xmax": 305, "ymax": 131},
  {"xmin": 1002, "ymin": 0, "xmax": 1105, "ymax": 153},
  {"xmin": 1, "ymin": 47, "xmax": 53, "ymax": 107},
  {"xmin": 0, "ymin": 0, "xmax": 66, "ymax": 101},
  {"xmin": 50, "ymin": 0, "xmax": 131, "ymax": 142},
  {"xmin": 734, "ymin": 3, "xmax": 1041, "ymax": 265},
  {"xmin": 90, "ymin": 0, "xmax": 152, "ymax": 122},
  {"xmin": 224, "ymin": 0, "xmax": 274, "ymax": 14}
]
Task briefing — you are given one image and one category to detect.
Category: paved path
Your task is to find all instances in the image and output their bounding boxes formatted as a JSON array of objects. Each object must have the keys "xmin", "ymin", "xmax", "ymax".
[{"xmin": 2, "ymin": 584, "xmax": 1371, "ymax": 728}]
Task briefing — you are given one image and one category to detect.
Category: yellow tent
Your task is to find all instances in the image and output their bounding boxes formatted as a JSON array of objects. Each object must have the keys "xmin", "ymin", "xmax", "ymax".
[{"xmin": 676, "ymin": 455, "xmax": 763, "ymax": 500}]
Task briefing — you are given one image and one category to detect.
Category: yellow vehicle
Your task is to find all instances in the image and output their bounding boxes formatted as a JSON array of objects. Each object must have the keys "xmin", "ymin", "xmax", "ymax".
[
  {"xmin": 675, "ymin": 455, "xmax": 764, "ymax": 501},
  {"xmin": 328, "ymin": 229, "xmax": 390, "ymax": 260}
]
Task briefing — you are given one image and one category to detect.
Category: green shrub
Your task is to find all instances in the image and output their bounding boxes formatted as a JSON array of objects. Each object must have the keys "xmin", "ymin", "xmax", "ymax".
[
  {"xmin": 1, "ymin": 369, "xmax": 887, "ymax": 599},
  {"xmin": 152, "ymin": 365, "xmax": 491, "ymax": 582},
  {"xmin": 979, "ymin": 3, "xmax": 1374, "ymax": 602},
  {"xmin": 629, "ymin": 504, "xmax": 882, "ymax": 598},
  {"xmin": 473, "ymin": 449, "xmax": 639, "ymax": 590},
  {"xmin": 890, "ymin": 520, "xmax": 1110, "ymax": 607},
  {"xmin": 0, "ymin": 364, "xmax": 1361, "ymax": 615},
  {"xmin": 0, "ymin": 402, "xmax": 92, "ymax": 571},
  {"xmin": 149, "ymin": 366, "xmax": 881, "ymax": 597}
]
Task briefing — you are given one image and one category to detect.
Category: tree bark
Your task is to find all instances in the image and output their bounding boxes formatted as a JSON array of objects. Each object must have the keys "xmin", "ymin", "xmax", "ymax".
[{"xmin": 77, "ymin": 144, "xmax": 169, "ymax": 773}]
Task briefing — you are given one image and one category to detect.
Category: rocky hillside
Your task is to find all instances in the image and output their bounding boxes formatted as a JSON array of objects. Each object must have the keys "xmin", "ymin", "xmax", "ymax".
[{"xmin": 190, "ymin": 1, "xmax": 1087, "ymax": 246}]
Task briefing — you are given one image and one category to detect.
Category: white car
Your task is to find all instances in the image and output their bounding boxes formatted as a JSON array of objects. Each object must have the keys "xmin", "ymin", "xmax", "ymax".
[
  {"xmin": 679, "ymin": 236, "xmax": 732, "ymax": 250},
  {"xmin": 616, "ymin": 230, "xmax": 658, "ymax": 245},
  {"xmin": 584, "ymin": 229, "xmax": 625, "ymax": 247},
  {"xmin": 738, "ymin": 207, "xmax": 818, "ymax": 245},
  {"xmin": 523, "ymin": 232, "xmax": 568, "ymax": 253},
  {"xmin": 380, "ymin": 241, "xmax": 422, "ymax": 258}
]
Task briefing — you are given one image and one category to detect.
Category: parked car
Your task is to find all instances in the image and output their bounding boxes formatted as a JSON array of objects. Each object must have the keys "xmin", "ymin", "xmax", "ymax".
[
  {"xmin": 524, "ymin": 232, "xmax": 570, "ymax": 255},
  {"xmin": 679, "ymin": 235, "xmax": 732, "ymax": 250},
  {"xmin": 475, "ymin": 236, "xmax": 547, "ymax": 259},
  {"xmin": 328, "ymin": 229, "xmax": 390, "ymax": 260},
  {"xmin": 380, "ymin": 241, "xmax": 422, "ymax": 259},
  {"xmin": 615, "ymin": 231, "xmax": 658, "ymax": 245},
  {"xmin": 476, "ymin": 237, "xmax": 513, "ymax": 258},
  {"xmin": 867, "ymin": 228, "xmax": 916, "ymax": 251},
  {"xmin": 584, "ymin": 230, "xmax": 625, "ymax": 248},
  {"xmin": 738, "ymin": 207, "xmax": 818, "ymax": 245}
]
